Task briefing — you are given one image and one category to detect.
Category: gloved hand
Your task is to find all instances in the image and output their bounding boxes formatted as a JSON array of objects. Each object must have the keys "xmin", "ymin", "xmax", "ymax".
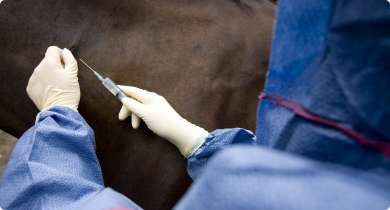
[
  {"xmin": 118, "ymin": 86, "xmax": 209, "ymax": 158},
  {"xmin": 27, "ymin": 46, "xmax": 80, "ymax": 113}
]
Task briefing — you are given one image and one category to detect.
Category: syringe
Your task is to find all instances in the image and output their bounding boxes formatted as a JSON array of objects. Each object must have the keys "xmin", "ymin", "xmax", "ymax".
[{"xmin": 79, "ymin": 59, "xmax": 128, "ymax": 101}]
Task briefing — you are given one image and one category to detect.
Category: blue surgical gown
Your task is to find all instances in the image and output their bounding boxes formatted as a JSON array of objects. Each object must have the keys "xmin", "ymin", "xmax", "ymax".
[{"xmin": 1, "ymin": 0, "xmax": 390, "ymax": 209}]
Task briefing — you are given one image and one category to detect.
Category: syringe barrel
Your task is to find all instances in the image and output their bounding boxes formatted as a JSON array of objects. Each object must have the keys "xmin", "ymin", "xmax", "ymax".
[{"xmin": 102, "ymin": 77, "xmax": 128, "ymax": 101}]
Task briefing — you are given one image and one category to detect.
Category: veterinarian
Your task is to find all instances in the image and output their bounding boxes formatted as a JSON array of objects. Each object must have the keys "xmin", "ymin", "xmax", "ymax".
[{"xmin": 1, "ymin": 0, "xmax": 390, "ymax": 209}]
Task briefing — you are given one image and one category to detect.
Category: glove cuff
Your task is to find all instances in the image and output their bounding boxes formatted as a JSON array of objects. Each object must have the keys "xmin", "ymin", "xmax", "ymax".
[{"xmin": 182, "ymin": 128, "xmax": 209, "ymax": 158}]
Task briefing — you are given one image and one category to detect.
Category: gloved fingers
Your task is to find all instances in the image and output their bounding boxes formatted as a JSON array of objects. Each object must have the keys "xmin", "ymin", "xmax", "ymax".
[
  {"xmin": 44, "ymin": 46, "xmax": 63, "ymax": 63},
  {"xmin": 121, "ymin": 97, "xmax": 146, "ymax": 117},
  {"xmin": 118, "ymin": 85, "xmax": 156, "ymax": 104},
  {"xmin": 131, "ymin": 113, "xmax": 141, "ymax": 129},
  {"xmin": 119, "ymin": 105, "xmax": 131, "ymax": 121},
  {"xmin": 118, "ymin": 105, "xmax": 141, "ymax": 129},
  {"xmin": 36, "ymin": 46, "xmax": 64, "ymax": 73},
  {"xmin": 62, "ymin": 48, "xmax": 78, "ymax": 74}
]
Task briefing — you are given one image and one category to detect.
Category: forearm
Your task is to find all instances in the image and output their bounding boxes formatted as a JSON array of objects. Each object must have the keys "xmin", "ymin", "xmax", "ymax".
[
  {"xmin": 187, "ymin": 128, "xmax": 256, "ymax": 180},
  {"xmin": 0, "ymin": 106, "xmax": 104, "ymax": 210}
]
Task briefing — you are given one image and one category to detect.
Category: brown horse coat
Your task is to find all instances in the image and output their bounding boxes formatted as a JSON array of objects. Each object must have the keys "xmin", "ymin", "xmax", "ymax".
[{"xmin": 0, "ymin": 0, "xmax": 275, "ymax": 209}]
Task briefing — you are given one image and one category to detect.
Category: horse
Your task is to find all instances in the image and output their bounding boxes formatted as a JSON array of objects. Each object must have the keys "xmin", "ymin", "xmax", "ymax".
[{"xmin": 0, "ymin": 0, "xmax": 275, "ymax": 209}]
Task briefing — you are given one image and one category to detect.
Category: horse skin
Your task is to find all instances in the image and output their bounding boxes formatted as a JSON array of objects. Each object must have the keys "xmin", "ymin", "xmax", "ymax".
[{"xmin": 0, "ymin": 0, "xmax": 275, "ymax": 209}]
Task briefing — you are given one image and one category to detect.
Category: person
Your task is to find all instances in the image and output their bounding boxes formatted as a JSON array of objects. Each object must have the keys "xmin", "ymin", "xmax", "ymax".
[{"xmin": 1, "ymin": 0, "xmax": 390, "ymax": 209}]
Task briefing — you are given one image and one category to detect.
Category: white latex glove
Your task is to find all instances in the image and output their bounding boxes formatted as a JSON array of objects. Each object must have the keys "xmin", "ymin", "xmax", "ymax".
[
  {"xmin": 118, "ymin": 86, "xmax": 209, "ymax": 158},
  {"xmin": 27, "ymin": 46, "xmax": 80, "ymax": 114}
]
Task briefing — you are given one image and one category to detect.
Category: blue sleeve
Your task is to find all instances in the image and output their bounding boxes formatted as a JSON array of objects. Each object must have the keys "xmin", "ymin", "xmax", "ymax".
[
  {"xmin": 187, "ymin": 128, "xmax": 256, "ymax": 180},
  {"xmin": 76, "ymin": 188, "xmax": 142, "ymax": 210},
  {"xmin": 176, "ymin": 146, "xmax": 390, "ymax": 210},
  {"xmin": 0, "ymin": 106, "xmax": 105, "ymax": 210}
]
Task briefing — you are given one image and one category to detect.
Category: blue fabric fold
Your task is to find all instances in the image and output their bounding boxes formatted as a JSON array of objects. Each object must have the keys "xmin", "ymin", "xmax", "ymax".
[
  {"xmin": 176, "ymin": 146, "xmax": 390, "ymax": 210},
  {"xmin": 76, "ymin": 188, "xmax": 142, "ymax": 210}
]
